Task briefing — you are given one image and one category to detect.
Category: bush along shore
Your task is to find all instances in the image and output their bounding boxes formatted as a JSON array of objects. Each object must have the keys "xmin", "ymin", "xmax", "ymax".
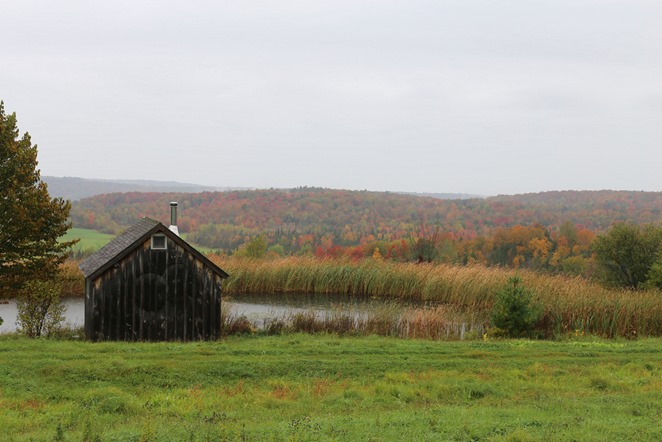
[{"xmin": 56, "ymin": 256, "xmax": 662, "ymax": 339}]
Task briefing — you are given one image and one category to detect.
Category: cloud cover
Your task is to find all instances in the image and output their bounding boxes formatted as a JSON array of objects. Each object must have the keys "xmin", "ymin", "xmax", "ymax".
[{"xmin": 2, "ymin": 0, "xmax": 661, "ymax": 195}]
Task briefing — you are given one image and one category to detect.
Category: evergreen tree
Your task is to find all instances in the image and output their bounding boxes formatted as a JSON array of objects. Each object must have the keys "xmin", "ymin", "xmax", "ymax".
[
  {"xmin": 0, "ymin": 102, "xmax": 75, "ymax": 294},
  {"xmin": 490, "ymin": 276, "xmax": 542, "ymax": 338}
]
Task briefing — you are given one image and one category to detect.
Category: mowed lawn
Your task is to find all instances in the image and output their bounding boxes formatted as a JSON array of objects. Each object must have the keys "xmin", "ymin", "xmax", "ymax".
[{"xmin": 0, "ymin": 335, "xmax": 660, "ymax": 441}]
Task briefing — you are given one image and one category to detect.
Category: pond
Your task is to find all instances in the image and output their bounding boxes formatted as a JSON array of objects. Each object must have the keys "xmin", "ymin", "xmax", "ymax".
[
  {"xmin": 0, "ymin": 294, "xmax": 429, "ymax": 334},
  {"xmin": 0, "ymin": 298, "xmax": 86, "ymax": 334}
]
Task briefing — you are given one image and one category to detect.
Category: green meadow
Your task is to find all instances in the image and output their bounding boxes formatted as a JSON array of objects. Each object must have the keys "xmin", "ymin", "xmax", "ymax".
[
  {"xmin": 59, "ymin": 228, "xmax": 114, "ymax": 255},
  {"xmin": 1, "ymin": 335, "xmax": 660, "ymax": 441},
  {"xmin": 59, "ymin": 228, "xmax": 216, "ymax": 256}
]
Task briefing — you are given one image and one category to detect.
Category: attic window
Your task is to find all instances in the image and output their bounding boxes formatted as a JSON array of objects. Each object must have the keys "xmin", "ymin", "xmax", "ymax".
[{"xmin": 151, "ymin": 234, "xmax": 167, "ymax": 250}]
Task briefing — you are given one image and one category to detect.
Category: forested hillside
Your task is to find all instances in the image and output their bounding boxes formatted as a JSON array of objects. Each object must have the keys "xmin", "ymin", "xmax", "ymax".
[{"xmin": 69, "ymin": 188, "xmax": 662, "ymax": 271}]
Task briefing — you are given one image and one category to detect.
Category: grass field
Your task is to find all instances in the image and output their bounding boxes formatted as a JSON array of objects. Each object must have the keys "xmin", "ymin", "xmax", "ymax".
[
  {"xmin": 59, "ymin": 228, "xmax": 217, "ymax": 256},
  {"xmin": 59, "ymin": 228, "xmax": 115, "ymax": 255},
  {"xmin": 0, "ymin": 335, "xmax": 660, "ymax": 441}
]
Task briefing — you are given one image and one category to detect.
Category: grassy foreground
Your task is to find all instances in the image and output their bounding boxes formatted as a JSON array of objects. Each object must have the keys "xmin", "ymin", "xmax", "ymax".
[{"xmin": 0, "ymin": 335, "xmax": 660, "ymax": 441}]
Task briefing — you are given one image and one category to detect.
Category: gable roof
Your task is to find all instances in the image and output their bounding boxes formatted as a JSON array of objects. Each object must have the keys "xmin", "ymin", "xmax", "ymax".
[{"xmin": 79, "ymin": 217, "xmax": 229, "ymax": 280}]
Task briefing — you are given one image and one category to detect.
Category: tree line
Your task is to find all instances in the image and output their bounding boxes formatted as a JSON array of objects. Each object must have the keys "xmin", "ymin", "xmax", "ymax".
[
  {"xmin": 70, "ymin": 188, "xmax": 662, "ymax": 242},
  {"xmin": 192, "ymin": 217, "xmax": 662, "ymax": 292},
  {"xmin": 69, "ymin": 186, "xmax": 662, "ymax": 251}
]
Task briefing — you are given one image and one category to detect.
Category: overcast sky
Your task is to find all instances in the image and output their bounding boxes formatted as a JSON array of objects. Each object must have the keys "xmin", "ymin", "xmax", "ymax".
[{"xmin": 2, "ymin": 1, "xmax": 661, "ymax": 195}]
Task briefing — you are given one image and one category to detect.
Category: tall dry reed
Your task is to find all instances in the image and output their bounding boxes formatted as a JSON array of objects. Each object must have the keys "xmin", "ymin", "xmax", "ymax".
[
  {"xmin": 59, "ymin": 260, "xmax": 85, "ymax": 297},
  {"xmin": 220, "ymin": 300, "xmax": 485, "ymax": 340},
  {"xmin": 211, "ymin": 256, "xmax": 662, "ymax": 338}
]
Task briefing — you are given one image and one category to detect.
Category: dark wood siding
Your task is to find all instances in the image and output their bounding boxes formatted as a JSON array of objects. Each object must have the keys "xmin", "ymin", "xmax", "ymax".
[{"xmin": 85, "ymin": 236, "xmax": 222, "ymax": 341}]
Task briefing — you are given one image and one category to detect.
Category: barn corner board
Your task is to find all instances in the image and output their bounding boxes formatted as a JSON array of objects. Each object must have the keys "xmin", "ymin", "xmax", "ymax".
[{"xmin": 79, "ymin": 217, "xmax": 229, "ymax": 342}]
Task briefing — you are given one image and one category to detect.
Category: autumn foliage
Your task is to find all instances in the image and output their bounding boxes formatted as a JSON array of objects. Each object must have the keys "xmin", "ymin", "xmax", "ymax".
[{"xmin": 69, "ymin": 188, "xmax": 662, "ymax": 277}]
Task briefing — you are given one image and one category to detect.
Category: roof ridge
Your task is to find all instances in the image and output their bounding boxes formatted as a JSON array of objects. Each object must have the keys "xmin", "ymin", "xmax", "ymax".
[
  {"xmin": 78, "ymin": 217, "xmax": 228, "ymax": 280},
  {"xmin": 79, "ymin": 218, "xmax": 161, "ymax": 278}
]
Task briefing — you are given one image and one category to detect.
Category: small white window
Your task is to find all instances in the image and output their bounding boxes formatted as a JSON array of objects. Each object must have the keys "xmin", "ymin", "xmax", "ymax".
[{"xmin": 151, "ymin": 234, "xmax": 167, "ymax": 250}]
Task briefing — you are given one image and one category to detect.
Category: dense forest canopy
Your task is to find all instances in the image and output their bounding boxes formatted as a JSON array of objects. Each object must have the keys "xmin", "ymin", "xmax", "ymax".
[
  {"xmin": 69, "ymin": 188, "xmax": 662, "ymax": 270},
  {"xmin": 71, "ymin": 188, "xmax": 662, "ymax": 237}
]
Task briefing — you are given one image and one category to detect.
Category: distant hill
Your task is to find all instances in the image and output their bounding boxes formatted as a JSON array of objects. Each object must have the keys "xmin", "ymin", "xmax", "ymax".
[
  {"xmin": 45, "ymin": 175, "xmax": 480, "ymax": 202},
  {"xmin": 396, "ymin": 191, "xmax": 483, "ymax": 200},
  {"xmin": 69, "ymin": 188, "xmax": 662, "ymax": 252},
  {"xmin": 43, "ymin": 176, "xmax": 250, "ymax": 201}
]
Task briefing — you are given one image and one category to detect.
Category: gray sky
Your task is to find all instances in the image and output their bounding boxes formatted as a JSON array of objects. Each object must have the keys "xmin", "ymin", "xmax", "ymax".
[{"xmin": 2, "ymin": 0, "xmax": 661, "ymax": 195}]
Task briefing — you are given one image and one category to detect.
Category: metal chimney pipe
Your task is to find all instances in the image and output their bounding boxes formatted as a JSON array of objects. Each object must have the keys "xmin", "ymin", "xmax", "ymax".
[
  {"xmin": 170, "ymin": 202, "xmax": 178, "ymax": 226},
  {"xmin": 169, "ymin": 202, "xmax": 179, "ymax": 236}
]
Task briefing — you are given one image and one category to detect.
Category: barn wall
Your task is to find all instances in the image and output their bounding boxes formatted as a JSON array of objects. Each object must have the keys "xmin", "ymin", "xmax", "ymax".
[{"xmin": 85, "ymin": 237, "xmax": 222, "ymax": 341}]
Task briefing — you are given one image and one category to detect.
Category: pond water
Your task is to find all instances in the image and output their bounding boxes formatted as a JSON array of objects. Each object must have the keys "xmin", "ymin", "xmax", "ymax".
[
  {"xmin": 0, "ymin": 298, "xmax": 85, "ymax": 334},
  {"xmin": 0, "ymin": 294, "xmax": 426, "ymax": 334}
]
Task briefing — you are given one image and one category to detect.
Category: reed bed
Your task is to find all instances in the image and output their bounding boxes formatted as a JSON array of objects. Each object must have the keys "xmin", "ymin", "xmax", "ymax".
[
  {"xmin": 59, "ymin": 260, "xmax": 85, "ymax": 297},
  {"xmin": 220, "ymin": 301, "xmax": 486, "ymax": 340},
  {"xmin": 56, "ymin": 256, "xmax": 662, "ymax": 338},
  {"xmin": 212, "ymin": 256, "xmax": 662, "ymax": 338}
]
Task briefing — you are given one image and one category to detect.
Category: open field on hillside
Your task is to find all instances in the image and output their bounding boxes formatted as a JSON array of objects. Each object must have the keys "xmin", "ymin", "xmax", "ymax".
[
  {"xmin": 0, "ymin": 335, "xmax": 660, "ymax": 441},
  {"xmin": 58, "ymin": 228, "xmax": 114, "ymax": 254},
  {"xmin": 59, "ymin": 227, "xmax": 215, "ymax": 256}
]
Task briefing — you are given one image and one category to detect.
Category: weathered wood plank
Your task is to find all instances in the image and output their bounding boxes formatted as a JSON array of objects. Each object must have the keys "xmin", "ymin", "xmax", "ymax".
[{"xmin": 85, "ymin": 235, "xmax": 225, "ymax": 341}]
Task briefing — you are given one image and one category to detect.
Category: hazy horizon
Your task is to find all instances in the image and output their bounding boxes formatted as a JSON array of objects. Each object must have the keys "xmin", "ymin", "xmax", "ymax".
[
  {"xmin": 42, "ymin": 174, "xmax": 485, "ymax": 198},
  {"xmin": 45, "ymin": 174, "xmax": 662, "ymax": 200},
  {"xmin": 4, "ymin": 1, "xmax": 662, "ymax": 195}
]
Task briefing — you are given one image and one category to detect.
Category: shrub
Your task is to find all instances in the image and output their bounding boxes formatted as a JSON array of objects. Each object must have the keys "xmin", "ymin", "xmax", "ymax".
[
  {"xmin": 16, "ymin": 278, "xmax": 66, "ymax": 338},
  {"xmin": 644, "ymin": 259, "xmax": 662, "ymax": 290},
  {"xmin": 264, "ymin": 318, "xmax": 286, "ymax": 335},
  {"xmin": 220, "ymin": 311, "xmax": 255, "ymax": 336},
  {"xmin": 592, "ymin": 223, "xmax": 662, "ymax": 289},
  {"xmin": 323, "ymin": 312, "xmax": 355, "ymax": 335},
  {"xmin": 490, "ymin": 276, "xmax": 541, "ymax": 338},
  {"xmin": 290, "ymin": 311, "xmax": 324, "ymax": 333}
]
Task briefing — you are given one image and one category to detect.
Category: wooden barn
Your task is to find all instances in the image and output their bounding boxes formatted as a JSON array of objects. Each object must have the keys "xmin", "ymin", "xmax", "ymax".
[{"xmin": 79, "ymin": 203, "xmax": 229, "ymax": 341}]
